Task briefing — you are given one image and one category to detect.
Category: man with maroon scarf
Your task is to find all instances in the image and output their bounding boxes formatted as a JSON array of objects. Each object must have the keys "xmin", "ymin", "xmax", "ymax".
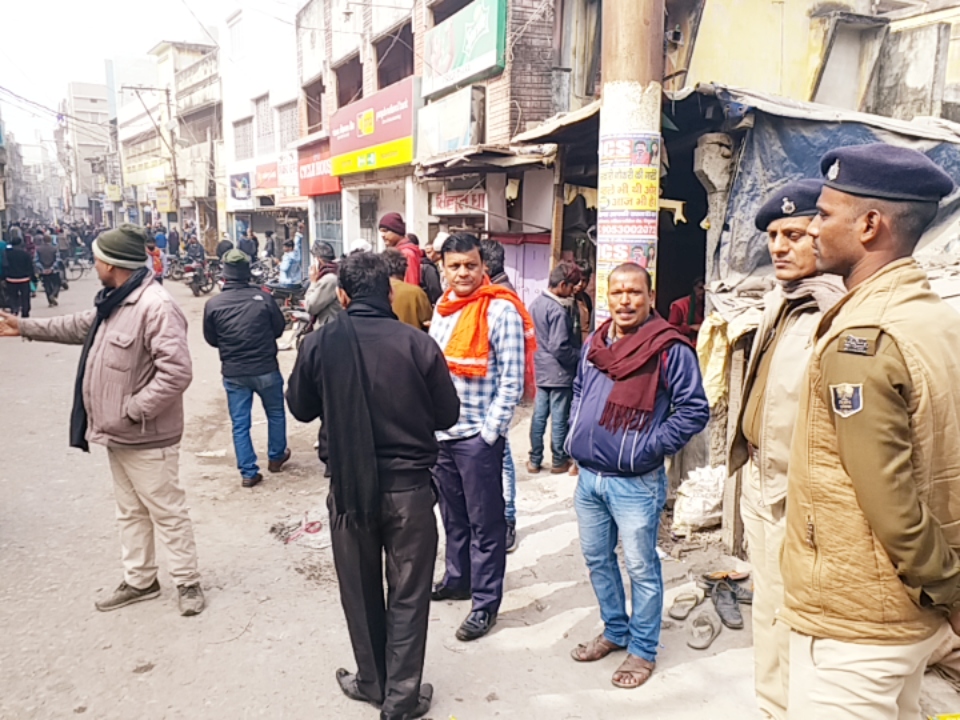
[{"xmin": 566, "ymin": 262, "xmax": 708, "ymax": 689}]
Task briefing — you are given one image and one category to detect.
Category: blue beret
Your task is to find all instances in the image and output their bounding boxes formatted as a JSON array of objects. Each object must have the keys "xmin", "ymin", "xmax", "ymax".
[
  {"xmin": 755, "ymin": 179, "xmax": 823, "ymax": 231},
  {"xmin": 820, "ymin": 144, "xmax": 955, "ymax": 203}
]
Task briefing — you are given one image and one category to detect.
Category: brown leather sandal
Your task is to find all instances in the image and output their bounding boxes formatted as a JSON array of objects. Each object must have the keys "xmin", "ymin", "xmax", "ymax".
[
  {"xmin": 611, "ymin": 654, "xmax": 655, "ymax": 689},
  {"xmin": 570, "ymin": 634, "xmax": 625, "ymax": 662}
]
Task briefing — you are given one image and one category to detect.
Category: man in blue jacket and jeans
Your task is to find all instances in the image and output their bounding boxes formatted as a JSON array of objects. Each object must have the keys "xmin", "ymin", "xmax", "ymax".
[
  {"xmin": 527, "ymin": 261, "xmax": 582, "ymax": 475},
  {"xmin": 567, "ymin": 262, "xmax": 708, "ymax": 689}
]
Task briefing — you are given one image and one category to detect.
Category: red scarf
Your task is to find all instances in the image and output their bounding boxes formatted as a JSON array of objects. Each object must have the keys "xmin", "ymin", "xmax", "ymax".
[
  {"xmin": 587, "ymin": 314, "xmax": 692, "ymax": 432},
  {"xmin": 436, "ymin": 278, "xmax": 537, "ymax": 398}
]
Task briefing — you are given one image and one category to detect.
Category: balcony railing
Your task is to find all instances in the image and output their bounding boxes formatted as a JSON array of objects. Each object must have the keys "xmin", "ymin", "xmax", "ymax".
[{"xmin": 176, "ymin": 50, "xmax": 221, "ymax": 115}]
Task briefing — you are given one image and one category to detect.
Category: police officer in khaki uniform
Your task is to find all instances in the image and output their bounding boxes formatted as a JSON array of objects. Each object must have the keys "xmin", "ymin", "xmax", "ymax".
[
  {"xmin": 781, "ymin": 144, "xmax": 960, "ymax": 720},
  {"xmin": 729, "ymin": 179, "xmax": 845, "ymax": 720}
]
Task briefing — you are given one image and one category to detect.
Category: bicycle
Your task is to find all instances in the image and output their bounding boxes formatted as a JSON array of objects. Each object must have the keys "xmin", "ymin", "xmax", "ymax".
[{"xmin": 64, "ymin": 255, "xmax": 95, "ymax": 281}]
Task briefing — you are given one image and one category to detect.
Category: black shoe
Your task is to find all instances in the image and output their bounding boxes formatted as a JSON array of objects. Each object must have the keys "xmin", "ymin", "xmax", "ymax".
[
  {"xmin": 335, "ymin": 669, "xmax": 381, "ymax": 709},
  {"xmin": 456, "ymin": 610, "xmax": 496, "ymax": 641},
  {"xmin": 699, "ymin": 576, "xmax": 753, "ymax": 605},
  {"xmin": 380, "ymin": 683, "xmax": 433, "ymax": 720},
  {"xmin": 505, "ymin": 520, "xmax": 518, "ymax": 554},
  {"xmin": 242, "ymin": 473, "xmax": 263, "ymax": 488},
  {"xmin": 711, "ymin": 581, "xmax": 744, "ymax": 630},
  {"xmin": 431, "ymin": 582, "xmax": 470, "ymax": 602}
]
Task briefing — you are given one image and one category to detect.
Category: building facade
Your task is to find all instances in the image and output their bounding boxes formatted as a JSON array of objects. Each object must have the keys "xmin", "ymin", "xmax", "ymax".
[
  {"xmin": 115, "ymin": 42, "xmax": 215, "ymax": 230},
  {"xmin": 221, "ymin": 3, "xmax": 306, "ymax": 261},
  {"xmin": 61, "ymin": 82, "xmax": 110, "ymax": 223}
]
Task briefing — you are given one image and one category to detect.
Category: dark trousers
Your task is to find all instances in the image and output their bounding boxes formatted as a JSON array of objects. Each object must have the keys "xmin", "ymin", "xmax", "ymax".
[
  {"xmin": 329, "ymin": 481, "xmax": 438, "ymax": 718},
  {"xmin": 432, "ymin": 434, "xmax": 507, "ymax": 615},
  {"xmin": 40, "ymin": 272, "xmax": 61, "ymax": 302},
  {"xmin": 8, "ymin": 282, "xmax": 31, "ymax": 318}
]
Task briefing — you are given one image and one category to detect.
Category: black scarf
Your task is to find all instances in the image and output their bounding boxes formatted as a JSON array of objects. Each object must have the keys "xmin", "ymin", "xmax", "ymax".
[
  {"xmin": 321, "ymin": 295, "xmax": 397, "ymax": 528},
  {"xmin": 70, "ymin": 268, "xmax": 150, "ymax": 451}
]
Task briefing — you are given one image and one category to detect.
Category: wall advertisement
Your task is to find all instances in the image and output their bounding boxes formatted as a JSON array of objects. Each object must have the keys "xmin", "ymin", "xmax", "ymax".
[
  {"xmin": 594, "ymin": 133, "xmax": 661, "ymax": 318},
  {"xmin": 417, "ymin": 85, "xmax": 485, "ymax": 161},
  {"xmin": 329, "ymin": 77, "xmax": 420, "ymax": 176},
  {"xmin": 255, "ymin": 163, "xmax": 279, "ymax": 190},
  {"xmin": 421, "ymin": 0, "xmax": 507, "ymax": 100}
]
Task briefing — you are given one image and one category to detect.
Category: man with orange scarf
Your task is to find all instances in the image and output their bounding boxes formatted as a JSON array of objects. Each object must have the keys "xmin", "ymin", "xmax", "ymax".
[{"xmin": 429, "ymin": 233, "xmax": 535, "ymax": 642}]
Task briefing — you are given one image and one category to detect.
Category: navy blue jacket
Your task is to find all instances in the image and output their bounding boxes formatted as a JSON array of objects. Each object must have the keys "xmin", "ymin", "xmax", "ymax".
[
  {"xmin": 529, "ymin": 292, "xmax": 579, "ymax": 388},
  {"xmin": 565, "ymin": 331, "xmax": 709, "ymax": 477}
]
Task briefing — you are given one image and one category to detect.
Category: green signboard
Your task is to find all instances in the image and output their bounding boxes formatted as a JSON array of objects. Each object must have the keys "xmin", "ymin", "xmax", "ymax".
[{"xmin": 421, "ymin": 0, "xmax": 507, "ymax": 100}]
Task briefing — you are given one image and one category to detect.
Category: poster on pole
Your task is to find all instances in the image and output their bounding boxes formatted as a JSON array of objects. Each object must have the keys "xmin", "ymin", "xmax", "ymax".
[{"xmin": 594, "ymin": 132, "xmax": 661, "ymax": 319}]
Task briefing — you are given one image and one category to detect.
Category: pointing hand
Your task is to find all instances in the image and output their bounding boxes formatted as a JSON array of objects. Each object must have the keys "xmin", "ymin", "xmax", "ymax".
[{"xmin": 0, "ymin": 311, "xmax": 22, "ymax": 337}]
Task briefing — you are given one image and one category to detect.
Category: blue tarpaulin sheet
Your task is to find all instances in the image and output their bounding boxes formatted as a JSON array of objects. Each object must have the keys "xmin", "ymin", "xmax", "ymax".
[{"xmin": 716, "ymin": 106, "xmax": 960, "ymax": 281}]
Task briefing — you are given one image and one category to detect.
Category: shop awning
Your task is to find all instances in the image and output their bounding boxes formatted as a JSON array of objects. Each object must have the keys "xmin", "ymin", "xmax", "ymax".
[
  {"xmin": 513, "ymin": 84, "xmax": 960, "ymax": 146},
  {"xmin": 512, "ymin": 101, "xmax": 600, "ymax": 145},
  {"xmin": 416, "ymin": 144, "xmax": 557, "ymax": 179}
]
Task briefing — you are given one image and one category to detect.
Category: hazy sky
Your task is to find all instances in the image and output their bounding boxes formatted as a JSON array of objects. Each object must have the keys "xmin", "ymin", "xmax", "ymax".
[{"xmin": 0, "ymin": 0, "xmax": 300, "ymax": 146}]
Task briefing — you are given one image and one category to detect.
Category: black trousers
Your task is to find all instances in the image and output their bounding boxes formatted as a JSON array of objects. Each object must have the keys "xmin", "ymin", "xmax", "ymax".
[
  {"xmin": 432, "ymin": 434, "xmax": 507, "ymax": 614},
  {"xmin": 329, "ymin": 481, "xmax": 438, "ymax": 718},
  {"xmin": 40, "ymin": 272, "xmax": 60, "ymax": 302},
  {"xmin": 8, "ymin": 282, "xmax": 31, "ymax": 318}
]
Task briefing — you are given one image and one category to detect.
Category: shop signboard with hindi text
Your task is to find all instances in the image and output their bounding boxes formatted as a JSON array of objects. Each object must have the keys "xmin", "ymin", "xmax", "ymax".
[
  {"xmin": 278, "ymin": 151, "xmax": 299, "ymax": 189},
  {"xmin": 594, "ymin": 133, "xmax": 661, "ymax": 318},
  {"xmin": 430, "ymin": 189, "xmax": 487, "ymax": 216},
  {"xmin": 329, "ymin": 77, "xmax": 419, "ymax": 176},
  {"xmin": 421, "ymin": 0, "xmax": 507, "ymax": 100},
  {"xmin": 299, "ymin": 141, "xmax": 341, "ymax": 196}
]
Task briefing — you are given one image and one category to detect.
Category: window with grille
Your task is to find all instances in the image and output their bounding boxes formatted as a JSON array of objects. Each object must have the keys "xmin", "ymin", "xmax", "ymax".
[
  {"xmin": 234, "ymin": 118, "xmax": 253, "ymax": 160},
  {"xmin": 277, "ymin": 102, "xmax": 299, "ymax": 148},
  {"xmin": 255, "ymin": 95, "xmax": 275, "ymax": 154}
]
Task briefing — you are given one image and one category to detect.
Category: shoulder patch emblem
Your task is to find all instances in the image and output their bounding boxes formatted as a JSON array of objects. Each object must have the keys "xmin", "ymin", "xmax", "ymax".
[
  {"xmin": 841, "ymin": 334, "xmax": 870, "ymax": 355},
  {"xmin": 830, "ymin": 383, "xmax": 863, "ymax": 418}
]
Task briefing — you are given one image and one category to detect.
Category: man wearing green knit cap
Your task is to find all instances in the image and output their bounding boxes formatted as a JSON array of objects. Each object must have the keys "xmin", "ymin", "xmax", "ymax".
[{"xmin": 0, "ymin": 224, "xmax": 205, "ymax": 616}]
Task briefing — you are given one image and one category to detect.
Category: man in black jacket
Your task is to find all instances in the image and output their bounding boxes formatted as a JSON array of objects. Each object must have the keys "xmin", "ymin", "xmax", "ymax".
[
  {"xmin": 287, "ymin": 253, "xmax": 460, "ymax": 720},
  {"xmin": 203, "ymin": 250, "xmax": 290, "ymax": 488},
  {"xmin": 4, "ymin": 235, "xmax": 36, "ymax": 317}
]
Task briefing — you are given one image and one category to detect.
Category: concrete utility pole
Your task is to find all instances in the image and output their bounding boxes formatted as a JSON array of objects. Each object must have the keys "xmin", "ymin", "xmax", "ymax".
[
  {"xmin": 164, "ymin": 87, "xmax": 182, "ymax": 230},
  {"xmin": 123, "ymin": 86, "xmax": 182, "ymax": 228},
  {"xmin": 594, "ymin": 0, "xmax": 665, "ymax": 319}
]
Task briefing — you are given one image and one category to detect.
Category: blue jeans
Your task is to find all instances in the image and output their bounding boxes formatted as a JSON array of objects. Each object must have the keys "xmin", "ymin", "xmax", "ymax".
[
  {"xmin": 223, "ymin": 371, "xmax": 288, "ymax": 479},
  {"xmin": 574, "ymin": 466, "xmax": 667, "ymax": 662},
  {"xmin": 529, "ymin": 386, "xmax": 572, "ymax": 468},
  {"xmin": 503, "ymin": 437, "xmax": 517, "ymax": 523}
]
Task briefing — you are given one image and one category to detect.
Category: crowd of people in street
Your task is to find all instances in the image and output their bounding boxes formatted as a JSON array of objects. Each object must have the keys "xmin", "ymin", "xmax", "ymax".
[{"xmin": 2, "ymin": 141, "xmax": 960, "ymax": 720}]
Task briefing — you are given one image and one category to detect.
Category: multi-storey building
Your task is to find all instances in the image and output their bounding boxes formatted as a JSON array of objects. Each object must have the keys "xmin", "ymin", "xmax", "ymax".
[
  {"xmin": 61, "ymin": 82, "xmax": 110, "ymax": 223},
  {"xmin": 285, "ymin": 0, "xmax": 558, "ymax": 297},
  {"xmin": 114, "ymin": 42, "xmax": 215, "ymax": 229},
  {"xmin": 221, "ymin": 3, "xmax": 306, "ymax": 258}
]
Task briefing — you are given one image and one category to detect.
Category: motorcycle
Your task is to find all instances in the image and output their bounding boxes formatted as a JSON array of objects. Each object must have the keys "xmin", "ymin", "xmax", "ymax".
[
  {"xmin": 165, "ymin": 254, "xmax": 185, "ymax": 281},
  {"xmin": 263, "ymin": 283, "xmax": 313, "ymax": 350},
  {"xmin": 184, "ymin": 258, "xmax": 218, "ymax": 296}
]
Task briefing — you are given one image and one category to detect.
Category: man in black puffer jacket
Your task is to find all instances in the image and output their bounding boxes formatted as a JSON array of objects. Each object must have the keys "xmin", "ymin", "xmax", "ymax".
[{"xmin": 203, "ymin": 249, "xmax": 290, "ymax": 487}]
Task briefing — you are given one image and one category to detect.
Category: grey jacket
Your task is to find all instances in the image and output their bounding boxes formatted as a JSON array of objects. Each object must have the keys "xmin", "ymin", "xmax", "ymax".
[
  {"xmin": 529, "ymin": 291, "xmax": 578, "ymax": 388},
  {"xmin": 20, "ymin": 273, "xmax": 192, "ymax": 449},
  {"xmin": 304, "ymin": 272, "xmax": 342, "ymax": 327}
]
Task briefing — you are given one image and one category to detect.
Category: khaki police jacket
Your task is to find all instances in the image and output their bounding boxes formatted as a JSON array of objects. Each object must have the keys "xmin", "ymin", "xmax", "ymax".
[
  {"xmin": 728, "ymin": 279, "xmax": 842, "ymax": 507},
  {"xmin": 781, "ymin": 259, "xmax": 960, "ymax": 644}
]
